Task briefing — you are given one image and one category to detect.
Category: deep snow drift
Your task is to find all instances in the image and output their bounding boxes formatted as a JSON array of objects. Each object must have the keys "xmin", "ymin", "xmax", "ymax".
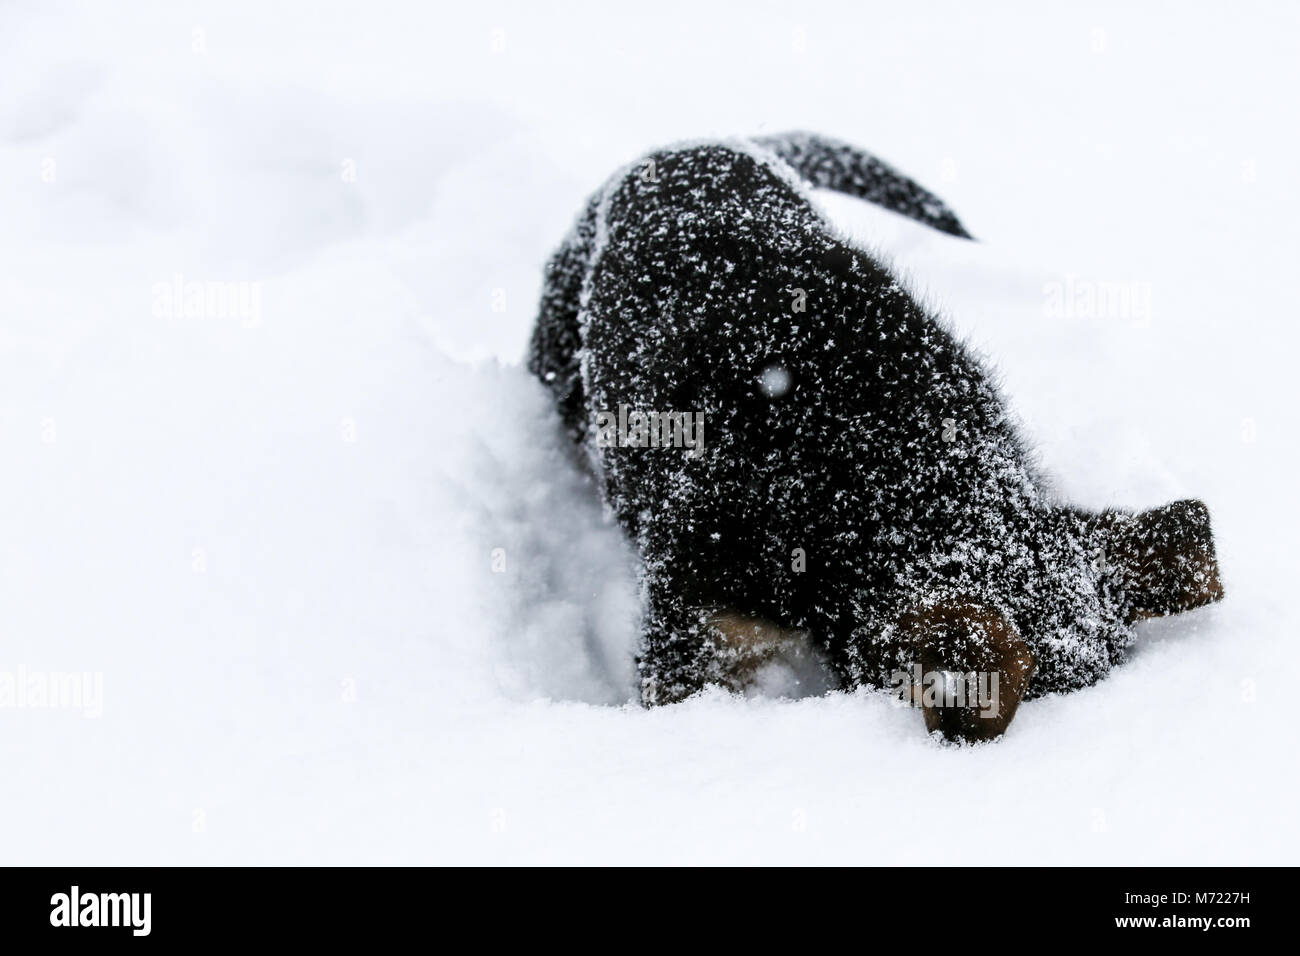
[{"xmin": 1, "ymin": 0, "xmax": 1297, "ymax": 864}]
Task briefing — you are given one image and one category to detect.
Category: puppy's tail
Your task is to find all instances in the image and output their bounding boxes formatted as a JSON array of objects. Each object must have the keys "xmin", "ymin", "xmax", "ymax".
[{"xmin": 752, "ymin": 131, "xmax": 973, "ymax": 239}]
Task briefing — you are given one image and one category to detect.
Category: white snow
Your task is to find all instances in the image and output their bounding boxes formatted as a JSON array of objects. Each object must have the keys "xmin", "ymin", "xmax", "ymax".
[{"xmin": 1, "ymin": 0, "xmax": 1296, "ymax": 864}]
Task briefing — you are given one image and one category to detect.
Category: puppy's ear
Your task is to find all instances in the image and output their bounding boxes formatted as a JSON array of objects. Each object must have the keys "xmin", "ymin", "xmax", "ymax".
[
  {"xmin": 1103, "ymin": 498, "xmax": 1224, "ymax": 622},
  {"xmin": 897, "ymin": 597, "xmax": 1035, "ymax": 743}
]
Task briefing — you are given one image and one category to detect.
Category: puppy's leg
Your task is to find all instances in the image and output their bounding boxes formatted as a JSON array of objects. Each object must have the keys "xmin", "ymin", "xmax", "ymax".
[
  {"xmin": 705, "ymin": 609, "xmax": 812, "ymax": 693},
  {"xmin": 1101, "ymin": 499, "xmax": 1225, "ymax": 622},
  {"xmin": 637, "ymin": 590, "xmax": 726, "ymax": 706},
  {"xmin": 637, "ymin": 593, "xmax": 808, "ymax": 704}
]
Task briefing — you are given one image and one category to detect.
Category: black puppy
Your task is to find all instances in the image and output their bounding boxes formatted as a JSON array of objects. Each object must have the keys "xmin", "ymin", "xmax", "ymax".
[{"xmin": 529, "ymin": 132, "xmax": 1223, "ymax": 741}]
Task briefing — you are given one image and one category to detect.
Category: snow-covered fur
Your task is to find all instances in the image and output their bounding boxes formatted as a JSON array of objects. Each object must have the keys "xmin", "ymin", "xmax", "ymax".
[{"xmin": 529, "ymin": 132, "xmax": 1223, "ymax": 735}]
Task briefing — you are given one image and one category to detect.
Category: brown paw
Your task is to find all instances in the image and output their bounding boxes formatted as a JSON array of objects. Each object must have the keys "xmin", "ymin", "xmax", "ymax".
[{"xmin": 897, "ymin": 597, "xmax": 1035, "ymax": 743}]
